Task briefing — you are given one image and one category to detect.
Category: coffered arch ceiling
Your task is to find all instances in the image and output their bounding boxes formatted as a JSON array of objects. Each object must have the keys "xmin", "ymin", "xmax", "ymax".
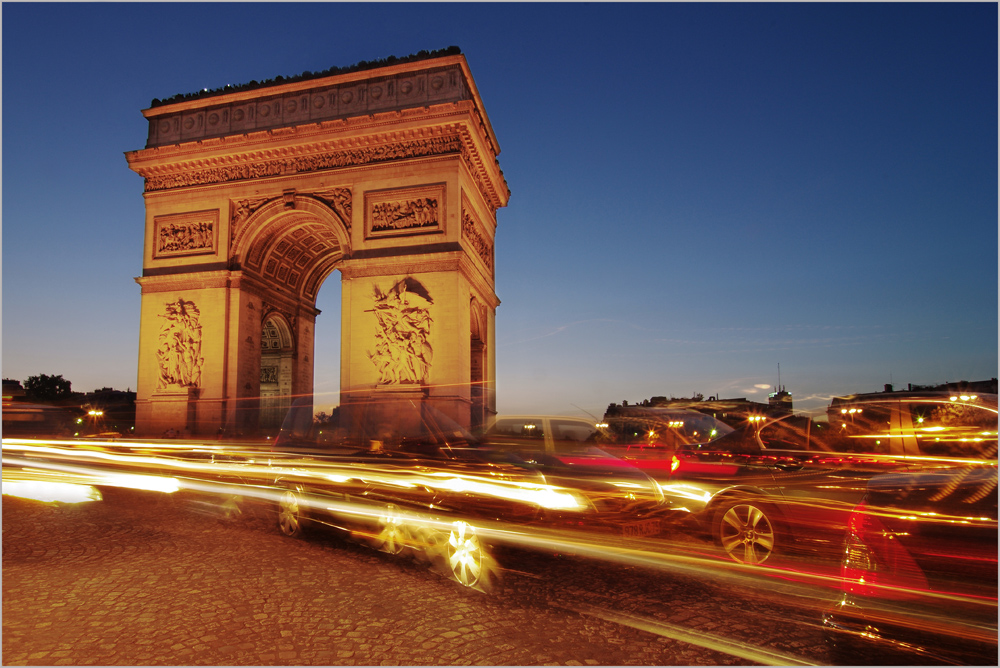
[{"xmin": 236, "ymin": 198, "xmax": 350, "ymax": 304}]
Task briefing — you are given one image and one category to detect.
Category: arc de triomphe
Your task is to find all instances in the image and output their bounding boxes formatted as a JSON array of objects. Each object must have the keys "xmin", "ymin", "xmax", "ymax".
[{"xmin": 125, "ymin": 52, "xmax": 508, "ymax": 437}]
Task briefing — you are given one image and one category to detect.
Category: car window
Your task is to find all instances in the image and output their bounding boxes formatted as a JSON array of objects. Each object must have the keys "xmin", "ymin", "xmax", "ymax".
[
  {"xmin": 605, "ymin": 412, "xmax": 733, "ymax": 450},
  {"xmin": 549, "ymin": 419, "xmax": 598, "ymax": 443},
  {"xmin": 490, "ymin": 419, "xmax": 545, "ymax": 441},
  {"xmin": 907, "ymin": 399, "xmax": 998, "ymax": 459},
  {"xmin": 486, "ymin": 418, "xmax": 547, "ymax": 458},
  {"xmin": 685, "ymin": 427, "xmax": 760, "ymax": 455},
  {"xmin": 829, "ymin": 404, "xmax": 893, "ymax": 455},
  {"xmin": 757, "ymin": 417, "xmax": 840, "ymax": 452}
]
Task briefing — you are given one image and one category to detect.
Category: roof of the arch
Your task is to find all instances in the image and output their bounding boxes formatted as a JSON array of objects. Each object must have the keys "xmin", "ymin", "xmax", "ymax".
[{"xmin": 149, "ymin": 47, "xmax": 462, "ymax": 108}]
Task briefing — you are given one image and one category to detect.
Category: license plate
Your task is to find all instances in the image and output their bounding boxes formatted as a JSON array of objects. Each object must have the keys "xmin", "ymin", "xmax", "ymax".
[{"xmin": 622, "ymin": 518, "xmax": 660, "ymax": 538}]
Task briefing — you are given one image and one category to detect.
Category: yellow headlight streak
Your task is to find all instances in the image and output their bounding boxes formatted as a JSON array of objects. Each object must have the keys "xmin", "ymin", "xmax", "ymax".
[
  {"xmin": 4, "ymin": 438, "xmax": 995, "ymax": 625},
  {"xmin": 433, "ymin": 474, "xmax": 583, "ymax": 510},
  {"xmin": 3, "ymin": 438, "xmax": 590, "ymax": 512}
]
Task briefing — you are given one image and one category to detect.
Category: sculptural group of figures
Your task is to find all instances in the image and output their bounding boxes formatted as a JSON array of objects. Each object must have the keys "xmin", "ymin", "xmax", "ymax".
[
  {"xmin": 156, "ymin": 299, "xmax": 204, "ymax": 389},
  {"xmin": 367, "ymin": 281, "xmax": 433, "ymax": 385},
  {"xmin": 157, "ymin": 221, "xmax": 213, "ymax": 253},
  {"xmin": 371, "ymin": 197, "xmax": 438, "ymax": 232}
]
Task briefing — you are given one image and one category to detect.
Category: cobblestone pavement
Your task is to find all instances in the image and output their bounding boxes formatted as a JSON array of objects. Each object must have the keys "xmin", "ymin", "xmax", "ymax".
[{"xmin": 3, "ymin": 488, "xmax": 835, "ymax": 665}]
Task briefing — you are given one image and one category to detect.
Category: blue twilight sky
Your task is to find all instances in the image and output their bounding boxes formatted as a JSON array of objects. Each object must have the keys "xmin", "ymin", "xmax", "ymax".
[{"xmin": 2, "ymin": 2, "xmax": 997, "ymax": 417}]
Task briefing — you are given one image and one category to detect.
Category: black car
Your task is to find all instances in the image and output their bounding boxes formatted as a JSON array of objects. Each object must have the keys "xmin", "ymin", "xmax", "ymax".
[
  {"xmin": 480, "ymin": 415, "xmax": 667, "ymax": 538},
  {"xmin": 267, "ymin": 398, "xmax": 667, "ymax": 591},
  {"xmin": 658, "ymin": 392, "xmax": 998, "ymax": 564},
  {"xmin": 822, "ymin": 466, "xmax": 998, "ymax": 665}
]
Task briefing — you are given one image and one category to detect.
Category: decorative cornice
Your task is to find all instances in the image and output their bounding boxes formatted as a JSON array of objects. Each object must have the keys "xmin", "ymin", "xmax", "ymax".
[
  {"xmin": 126, "ymin": 103, "xmax": 509, "ymax": 209},
  {"xmin": 339, "ymin": 253, "xmax": 463, "ymax": 280},
  {"xmin": 130, "ymin": 103, "xmax": 469, "ymax": 162},
  {"xmin": 135, "ymin": 270, "xmax": 234, "ymax": 293},
  {"xmin": 144, "ymin": 59, "xmax": 472, "ymax": 147}
]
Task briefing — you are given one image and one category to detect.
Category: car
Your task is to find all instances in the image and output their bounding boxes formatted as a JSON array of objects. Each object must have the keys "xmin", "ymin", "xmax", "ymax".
[
  {"xmin": 481, "ymin": 415, "xmax": 667, "ymax": 538},
  {"xmin": 822, "ymin": 466, "xmax": 998, "ymax": 665},
  {"xmin": 657, "ymin": 392, "xmax": 998, "ymax": 564},
  {"xmin": 598, "ymin": 407, "xmax": 736, "ymax": 480},
  {"xmin": 265, "ymin": 401, "xmax": 668, "ymax": 591}
]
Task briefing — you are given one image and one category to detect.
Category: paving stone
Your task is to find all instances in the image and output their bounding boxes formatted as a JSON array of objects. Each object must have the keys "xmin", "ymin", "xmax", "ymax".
[{"xmin": 4, "ymin": 490, "xmax": 832, "ymax": 666}]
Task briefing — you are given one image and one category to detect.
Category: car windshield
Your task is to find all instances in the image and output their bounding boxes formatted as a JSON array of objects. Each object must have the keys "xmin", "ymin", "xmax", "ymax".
[
  {"xmin": 277, "ymin": 397, "xmax": 486, "ymax": 458},
  {"xmin": 605, "ymin": 409, "xmax": 734, "ymax": 448}
]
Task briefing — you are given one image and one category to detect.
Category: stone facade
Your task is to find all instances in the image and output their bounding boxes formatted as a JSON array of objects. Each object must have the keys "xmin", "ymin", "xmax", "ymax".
[{"xmin": 127, "ymin": 54, "xmax": 508, "ymax": 437}]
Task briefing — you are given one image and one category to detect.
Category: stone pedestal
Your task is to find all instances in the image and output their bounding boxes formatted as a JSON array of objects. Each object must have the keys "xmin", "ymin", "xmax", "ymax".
[{"xmin": 138, "ymin": 387, "xmax": 199, "ymax": 437}]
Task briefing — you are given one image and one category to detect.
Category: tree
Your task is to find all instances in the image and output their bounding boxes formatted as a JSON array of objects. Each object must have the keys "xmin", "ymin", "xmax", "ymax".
[{"xmin": 24, "ymin": 374, "xmax": 73, "ymax": 401}]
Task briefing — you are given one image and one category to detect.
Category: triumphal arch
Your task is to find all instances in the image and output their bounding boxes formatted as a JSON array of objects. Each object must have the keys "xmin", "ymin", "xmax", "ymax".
[{"xmin": 125, "ymin": 51, "xmax": 508, "ymax": 437}]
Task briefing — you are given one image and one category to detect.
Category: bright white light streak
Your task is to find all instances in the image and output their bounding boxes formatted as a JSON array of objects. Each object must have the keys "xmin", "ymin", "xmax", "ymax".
[
  {"xmin": 438, "ymin": 476, "xmax": 583, "ymax": 509},
  {"xmin": 657, "ymin": 483, "xmax": 712, "ymax": 503},
  {"xmin": 100, "ymin": 473, "xmax": 181, "ymax": 494},
  {"xmin": 2, "ymin": 480, "xmax": 101, "ymax": 504},
  {"xmin": 3, "ymin": 455, "xmax": 182, "ymax": 494}
]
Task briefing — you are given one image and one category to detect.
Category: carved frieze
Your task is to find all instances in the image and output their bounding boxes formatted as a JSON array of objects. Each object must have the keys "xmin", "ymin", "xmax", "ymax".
[
  {"xmin": 366, "ymin": 278, "xmax": 434, "ymax": 385},
  {"xmin": 153, "ymin": 210, "xmax": 218, "ymax": 258},
  {"xmin": 372, "ymin": 197, "xmax": 437, "ymax": 234},
  {"xmin": 461, "ymin": 206, "xmax": 494, "ymax": 274},
  {"xmin": 365, "ymin": 185, "xmax": 444, "ymax": 239},
  {"xmin": 156, "ymin": 299, "xmax": 204, "ymax": 390},
  {"xmin": 144, "ymin": 136, "xmax": 462, "ymax": 192},
  {"xmin": 260, "ymin": 366, "xmax": 278, "ymax": 384}
]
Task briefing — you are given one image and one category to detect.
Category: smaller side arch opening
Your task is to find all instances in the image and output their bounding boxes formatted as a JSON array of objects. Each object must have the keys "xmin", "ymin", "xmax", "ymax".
[
  {"xmin": 470, "ymin": 298, "xmax": 488, "ymax": 432},
  {"xmin": 260, "ymin": 313, "xmax": 295, "ymax": 431}
]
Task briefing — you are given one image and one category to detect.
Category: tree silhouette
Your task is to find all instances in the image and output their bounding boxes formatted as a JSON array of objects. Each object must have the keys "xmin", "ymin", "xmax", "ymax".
[{"xmin": 24, "ymin": 374, "xmax": 72, "ymax": 401}]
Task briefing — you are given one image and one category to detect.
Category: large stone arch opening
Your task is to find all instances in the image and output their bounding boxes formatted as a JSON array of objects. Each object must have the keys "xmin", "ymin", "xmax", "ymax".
[{"xmin": 127, "ymin": 53, "xmax": 508, "ymax": 437}]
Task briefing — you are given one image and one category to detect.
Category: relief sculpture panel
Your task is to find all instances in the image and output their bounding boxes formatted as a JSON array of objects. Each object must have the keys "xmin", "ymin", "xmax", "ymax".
[
  {"xmin": 462, "ymin": 207, "xmax": 494, "ymax": 273},
  {"xmin": 366, "ymin": 278, "xmax": 433, "ymax": 385},
  {"xmin": 153, "ymin": 211, "xmax": 218, "ymax": 258},
  {"xmin": 365, "ymin": 185, "xmax": 444, "ymax": 239},
  {"xmin": 156, "ymin": 299, "xmax": 204, "ymax": 389}
]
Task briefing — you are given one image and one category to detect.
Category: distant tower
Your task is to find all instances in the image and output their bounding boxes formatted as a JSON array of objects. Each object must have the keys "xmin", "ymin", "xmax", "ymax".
[
  {"xmin": 768, "ymin": 387, "xmax": 793, "ymax": 416},
  {"xmin": 768, "ymin": 364, "xmax": 792, "ymax": 415}
]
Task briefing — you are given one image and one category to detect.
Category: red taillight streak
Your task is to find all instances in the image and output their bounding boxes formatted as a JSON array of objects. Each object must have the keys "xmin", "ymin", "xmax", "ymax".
[{"xmin": 843, "ymin": 501, "xmax": 934, "ymax": 601}]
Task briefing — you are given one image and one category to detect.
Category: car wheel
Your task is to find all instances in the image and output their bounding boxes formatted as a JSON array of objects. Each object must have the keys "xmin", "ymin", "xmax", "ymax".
[
  {"xmin": 373, "ymin": 504, "xmax": 408, "ymax": 555},
  {"xmin": 410, "ymin": 523, "xmax": 438, "ymax": 564},
  {"xmin": 277, "ymin": 487, "xmax": 308, "ymax": 538},
  {"xmin": 439, "ymin": 521, "xmax": 500, "ymax": 592},
  {"xmin": 714, "ymin": 498, "xmax": 777, "ymax": 565}
]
